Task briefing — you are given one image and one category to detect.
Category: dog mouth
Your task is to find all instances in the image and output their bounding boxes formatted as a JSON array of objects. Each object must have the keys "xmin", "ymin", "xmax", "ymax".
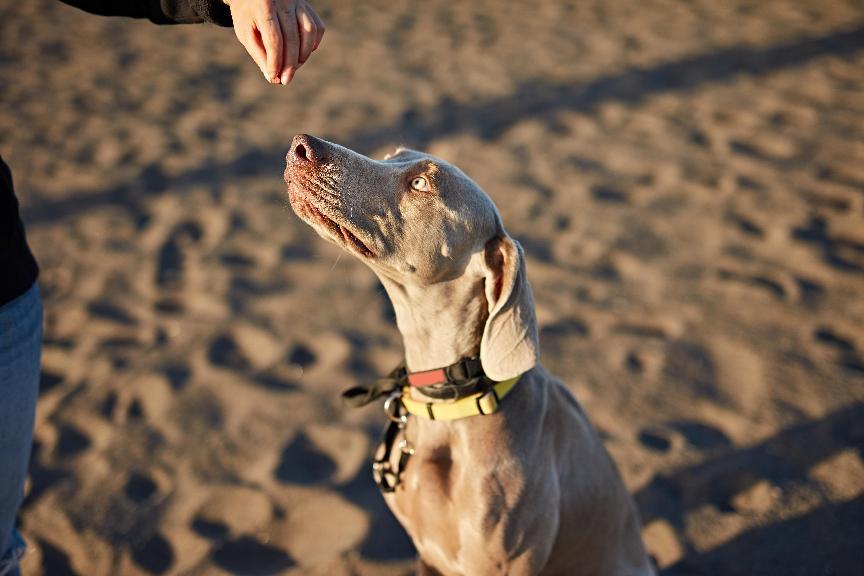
[{"xmin": 285, "ymin": 175, "xmax": 375, "ymax": 259}]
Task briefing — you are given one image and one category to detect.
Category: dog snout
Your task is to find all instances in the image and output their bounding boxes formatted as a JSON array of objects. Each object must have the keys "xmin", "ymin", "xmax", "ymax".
[{"xmin": 289, "ymin": 134, "xmax": 328, "ymax": 164}]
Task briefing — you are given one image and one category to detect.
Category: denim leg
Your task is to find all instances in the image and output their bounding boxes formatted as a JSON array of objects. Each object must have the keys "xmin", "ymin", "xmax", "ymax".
[{"xmin": 0, "ymin": 284, "xmax": 43, "ymax": 576}]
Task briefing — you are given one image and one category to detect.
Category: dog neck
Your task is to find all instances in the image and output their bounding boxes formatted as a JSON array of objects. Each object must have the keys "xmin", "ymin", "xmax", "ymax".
[{"xmin": 377, "ymin": 275, "xmax": 488, "ymax": 375}]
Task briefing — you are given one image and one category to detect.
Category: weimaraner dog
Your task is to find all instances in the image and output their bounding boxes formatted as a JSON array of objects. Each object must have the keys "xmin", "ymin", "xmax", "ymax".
[{"xmin": 284, "ymin": 134, "xmax": 655, "ymax": 576}]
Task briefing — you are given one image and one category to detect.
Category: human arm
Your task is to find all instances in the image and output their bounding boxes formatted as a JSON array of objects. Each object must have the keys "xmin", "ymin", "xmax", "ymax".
[{"xmin": 57, "ymin": 0, "xmax": 325, "ymax": 85}]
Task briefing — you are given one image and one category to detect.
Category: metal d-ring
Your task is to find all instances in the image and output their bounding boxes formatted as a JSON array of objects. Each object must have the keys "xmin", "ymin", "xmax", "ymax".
[{"xmin": 383, "ymin": 389, "xmax": 408, "ymax": 425}]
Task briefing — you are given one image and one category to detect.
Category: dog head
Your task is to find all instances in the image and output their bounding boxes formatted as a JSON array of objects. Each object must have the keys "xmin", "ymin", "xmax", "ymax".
[{"xmin": 284, "ymin": 134, "xmax": 538, "ymax": 380}]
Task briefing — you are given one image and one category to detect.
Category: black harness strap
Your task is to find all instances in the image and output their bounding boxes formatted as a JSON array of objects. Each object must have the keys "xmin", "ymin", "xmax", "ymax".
[
  {"xmin": 342, "ymin": 357, "xmax": 494, "ymax": 493},
  {"xmin": 371, "ymin": 403, "xmax": 413, "ymax": 493},
  {"xmin": 340, "ymin": 363, "xmax": 406, "ymax": 408}
]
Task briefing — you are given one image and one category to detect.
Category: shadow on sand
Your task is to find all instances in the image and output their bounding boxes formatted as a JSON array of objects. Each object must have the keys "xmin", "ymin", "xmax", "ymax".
[{"xmin": 635, "ymin": 402, "xmax": 864, "ymax": 575}]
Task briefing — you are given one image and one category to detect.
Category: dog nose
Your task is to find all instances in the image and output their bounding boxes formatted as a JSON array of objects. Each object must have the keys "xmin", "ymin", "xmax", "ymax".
[{"xmin": 290, "ymin": 134, "xmax": 327, "ymax": 164}]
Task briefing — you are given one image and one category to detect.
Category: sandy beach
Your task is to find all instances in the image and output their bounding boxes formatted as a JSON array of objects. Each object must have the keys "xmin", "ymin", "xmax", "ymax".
[{"xmin": 1, "ymin": 0, "xmax": 863, "ymax": 573}]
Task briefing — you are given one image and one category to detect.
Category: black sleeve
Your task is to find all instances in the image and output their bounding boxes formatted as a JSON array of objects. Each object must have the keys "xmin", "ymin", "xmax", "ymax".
[{"xmin": 57, "ymin": 0, "xmax": 233, "ymax": 27}]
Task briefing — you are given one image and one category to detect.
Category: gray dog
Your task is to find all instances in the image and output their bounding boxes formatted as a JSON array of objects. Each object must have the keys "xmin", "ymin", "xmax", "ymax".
[{"xmin": 284, "ymin": 134, "xmax": 654, "ymax": 576}]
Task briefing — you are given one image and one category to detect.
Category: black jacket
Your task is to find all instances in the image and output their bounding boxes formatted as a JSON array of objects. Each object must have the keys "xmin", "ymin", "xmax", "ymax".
[
  {"xmin": 0, "ymin": 0, "xmax": 232, "ymax": 306},
  {"xmin": 57, "ymin": 0, "xmax": 233, "ymax": 27}
]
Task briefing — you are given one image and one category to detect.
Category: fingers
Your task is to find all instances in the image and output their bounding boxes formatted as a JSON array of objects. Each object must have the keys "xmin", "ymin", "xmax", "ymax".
[
  {"xmin": 296, "ymin": 4, "xmax": 317, "ymax": 65},
  {"xmin": 277, "ymin": 2, "xmax": 299, "ymax": 85},
  {"xmin": 259, "ymin": 3, "xmax": 283, "ymax": 83},
  {"xmin": 309, "ymin": 6, "xmax": 325, "ymax": 51},
  {"xmin": 237, "ymin": 26, "xmax": 268, "ymax": 80},
  {"xmin": 230, "ymin": 0, "xmax": 325, "ymax": 86}
]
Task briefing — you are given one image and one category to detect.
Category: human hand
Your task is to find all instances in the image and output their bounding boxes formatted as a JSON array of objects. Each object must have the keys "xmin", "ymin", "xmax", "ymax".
[{"xmin": 225, "ymin": 0, "xmax": 325, "ymax": 85}]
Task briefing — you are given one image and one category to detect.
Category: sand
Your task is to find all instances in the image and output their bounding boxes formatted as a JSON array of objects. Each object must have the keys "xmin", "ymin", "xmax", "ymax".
[{"xmin": 1, "ymin": 0, "xmax": 863, "ymax": 574}]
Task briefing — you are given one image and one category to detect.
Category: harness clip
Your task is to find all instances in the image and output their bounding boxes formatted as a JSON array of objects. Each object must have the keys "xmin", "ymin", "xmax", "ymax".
[{"xmin": 383, "ymin": 389, "xmax": 408, "ymax": 425}]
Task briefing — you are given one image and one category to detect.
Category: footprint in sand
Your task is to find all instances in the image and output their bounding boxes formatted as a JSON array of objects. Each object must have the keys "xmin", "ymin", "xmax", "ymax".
[
  {"xmin": 725, "ymin": 211, "xmax": 765, "ymax": 238},
  {"xmin": 190, "ymin": 487, "xmax": 296, "ymax": 575},
  {"xmin": 272, "ymin": 489, "xmax": 370, "ymax": 566},
  {"xmin": 208, "ymin": 332, "xmax": 250, "ymax": 371},
  {"xmin": 274, "ymin": 432, "xmax": 337, "ymax": 486},
  {"xmin": 159, "ymin": 362, "xmax": 192, "ymax": 391},
  {"xmin": 131, "ymin": 532, "xmax": 174, "ymax": 575},
  {"xmin": 729, "ymin": 134, "xmax": 800, "ymax": 164},
  {"xmin": 801, "ymin": 188, "xmax": 854, "ymax": 214},
  {"xmin": 154, "ymin": 297, "xmax": 184, "ymax": 315},
  {"xmin": 219, "ymin": 250, "xmax": 257, "ymax": 269},
  {"xmin": 193, "ymin": 486, "xmax": 274, "ymax": 537},
  {"xmin": 55, "ymin": 424, "xmax": 92, "ymax": 460},
  {"xmin": 716, "ymin": 268, "xmax": 787, "ymax": 300},
  {"xmin": 192, "ymin": 516, "xmax": 230, "ymax": 541},
  {"xmin": 591, "ymin": 183, "xmax": 630, "ymax": 204},
  {"xmin": 126, "ymin": 398, "xmax": 145, "ymax": 421},
  {"xmin": 638, "ymin": 420, "xmax": 733, "ymax": 455},
  {"xmin": 540, "ymin": 317, "xmax": 591, "ymax": 357},
  {"xmin": 274, "ymin": 424, "xmax": 371, "ymax": 488},
  {"xmin": 638, "ymin": 428, "xmax": 677, "ymax": 454},
  {"xmin": 625, "ymin": 350, "xmax": 645, "ymax": 374},
  {"xmin": 208, "ymin": 324, "xmax": 284, "ymax": 373},
  {"xmin": 87, "ymin": 300, "xmax": 139, "ymax": 326},
  {"xmin": 668, "ymin": 421, "xmax": 732, "ymax": 451},
  {"xmin": 39, "ymin": 369, "xmax": 65, "ymax": 395},
  {"xmin": 792, "ymin": 216, "xmax": 864, "ymax": 275},
  {"xmin": 813, "ymin": 326, "xmax": 864, "ymax": 375},
  {"xmin": 541, "ymin": 317, "xmax": 591, "ymax": 339},
  {"xmin": 156, "ymin": 220, "xmax": 204, "ymax": 289},
  {"xmin": 124, "ymin": 472, "xmax": 160, "ymax": 504},
  {"xmin": 287, "ymin": 344, "xmax": 317, "ymax": 370},
  {"xmin": 794, "ymin": 276, "xmax": 825, "ymax": 308},
  {"xmin": 211, "ymin": 537, "xmax": 295, "ymax": 576},
  {"xmin": 99, "ymin": 391, "xmax": 118, "ymax": 420},
  {"xmin": 36, "ymin": 538, "xmax": 76, "ymax": 576},
  {"xmin": 614, "ymin": 222, "xmax": 668, "ymax": 260},
  {"xmin": 662, "ymin": 340, "xmax": 716, "ymax": 400}
]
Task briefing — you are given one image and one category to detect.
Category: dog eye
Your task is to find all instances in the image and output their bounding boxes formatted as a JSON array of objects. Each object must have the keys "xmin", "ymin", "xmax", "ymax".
[{"xmin": 410, "ymin": 176, "xmax": 430, "ymax": 192}]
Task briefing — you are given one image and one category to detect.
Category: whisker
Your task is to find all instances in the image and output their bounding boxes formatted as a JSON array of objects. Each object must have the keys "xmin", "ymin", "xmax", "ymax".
[{"xmin": 329, "ymin": 251, "xmax": 343, "ymax": 272}]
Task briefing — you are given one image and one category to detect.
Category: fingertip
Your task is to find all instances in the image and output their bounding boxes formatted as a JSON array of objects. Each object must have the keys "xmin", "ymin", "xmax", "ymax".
[{"xmin": 280, "ymin": 68, "xmax": 296, "ymax": 85}]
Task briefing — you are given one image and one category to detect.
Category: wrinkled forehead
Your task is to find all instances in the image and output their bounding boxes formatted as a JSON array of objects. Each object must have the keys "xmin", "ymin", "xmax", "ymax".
[
  {"xmin": 382, "ymin": 147, "xmax": 426, "ymax": 163},
  {"xmin": 382, "ymin": 148, "xmax": 480, "ymax": 191},
  {"xmin": 383, "ymin": 147, "xmax": 502, "ymax": 232},
  {"xmin": 382, "ymin": 148, "xmax": 454, "ymax": 172}
]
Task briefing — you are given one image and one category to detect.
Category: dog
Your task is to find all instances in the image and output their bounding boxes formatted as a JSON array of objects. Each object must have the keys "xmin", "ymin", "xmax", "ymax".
[{"xmin": 284, "ymin": 134, "xmax": 655, "ymax": 576}]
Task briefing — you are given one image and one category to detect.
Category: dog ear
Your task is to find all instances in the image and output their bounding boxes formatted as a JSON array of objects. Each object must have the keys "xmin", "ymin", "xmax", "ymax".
[{"xmin": 480, "ymin": 234, "xmax": 539, "ymax": 381}]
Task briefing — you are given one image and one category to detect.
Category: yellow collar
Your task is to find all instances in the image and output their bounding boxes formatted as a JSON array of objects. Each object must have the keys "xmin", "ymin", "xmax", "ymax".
[{"xmin": 400, "ymin": 375, "xmax": 521, "ymax": 421}]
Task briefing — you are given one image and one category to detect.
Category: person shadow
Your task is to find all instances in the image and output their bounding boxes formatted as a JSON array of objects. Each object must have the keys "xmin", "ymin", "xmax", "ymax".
[{"xmin": 634, "ymin": 402, "xmax": 864, "ymax": 575}]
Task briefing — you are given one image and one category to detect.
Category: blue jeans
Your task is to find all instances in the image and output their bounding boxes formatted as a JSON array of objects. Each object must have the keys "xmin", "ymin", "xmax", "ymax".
[{"xmin": 0, "ymin": 284, "xmax": 42, "ymax": 576}]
